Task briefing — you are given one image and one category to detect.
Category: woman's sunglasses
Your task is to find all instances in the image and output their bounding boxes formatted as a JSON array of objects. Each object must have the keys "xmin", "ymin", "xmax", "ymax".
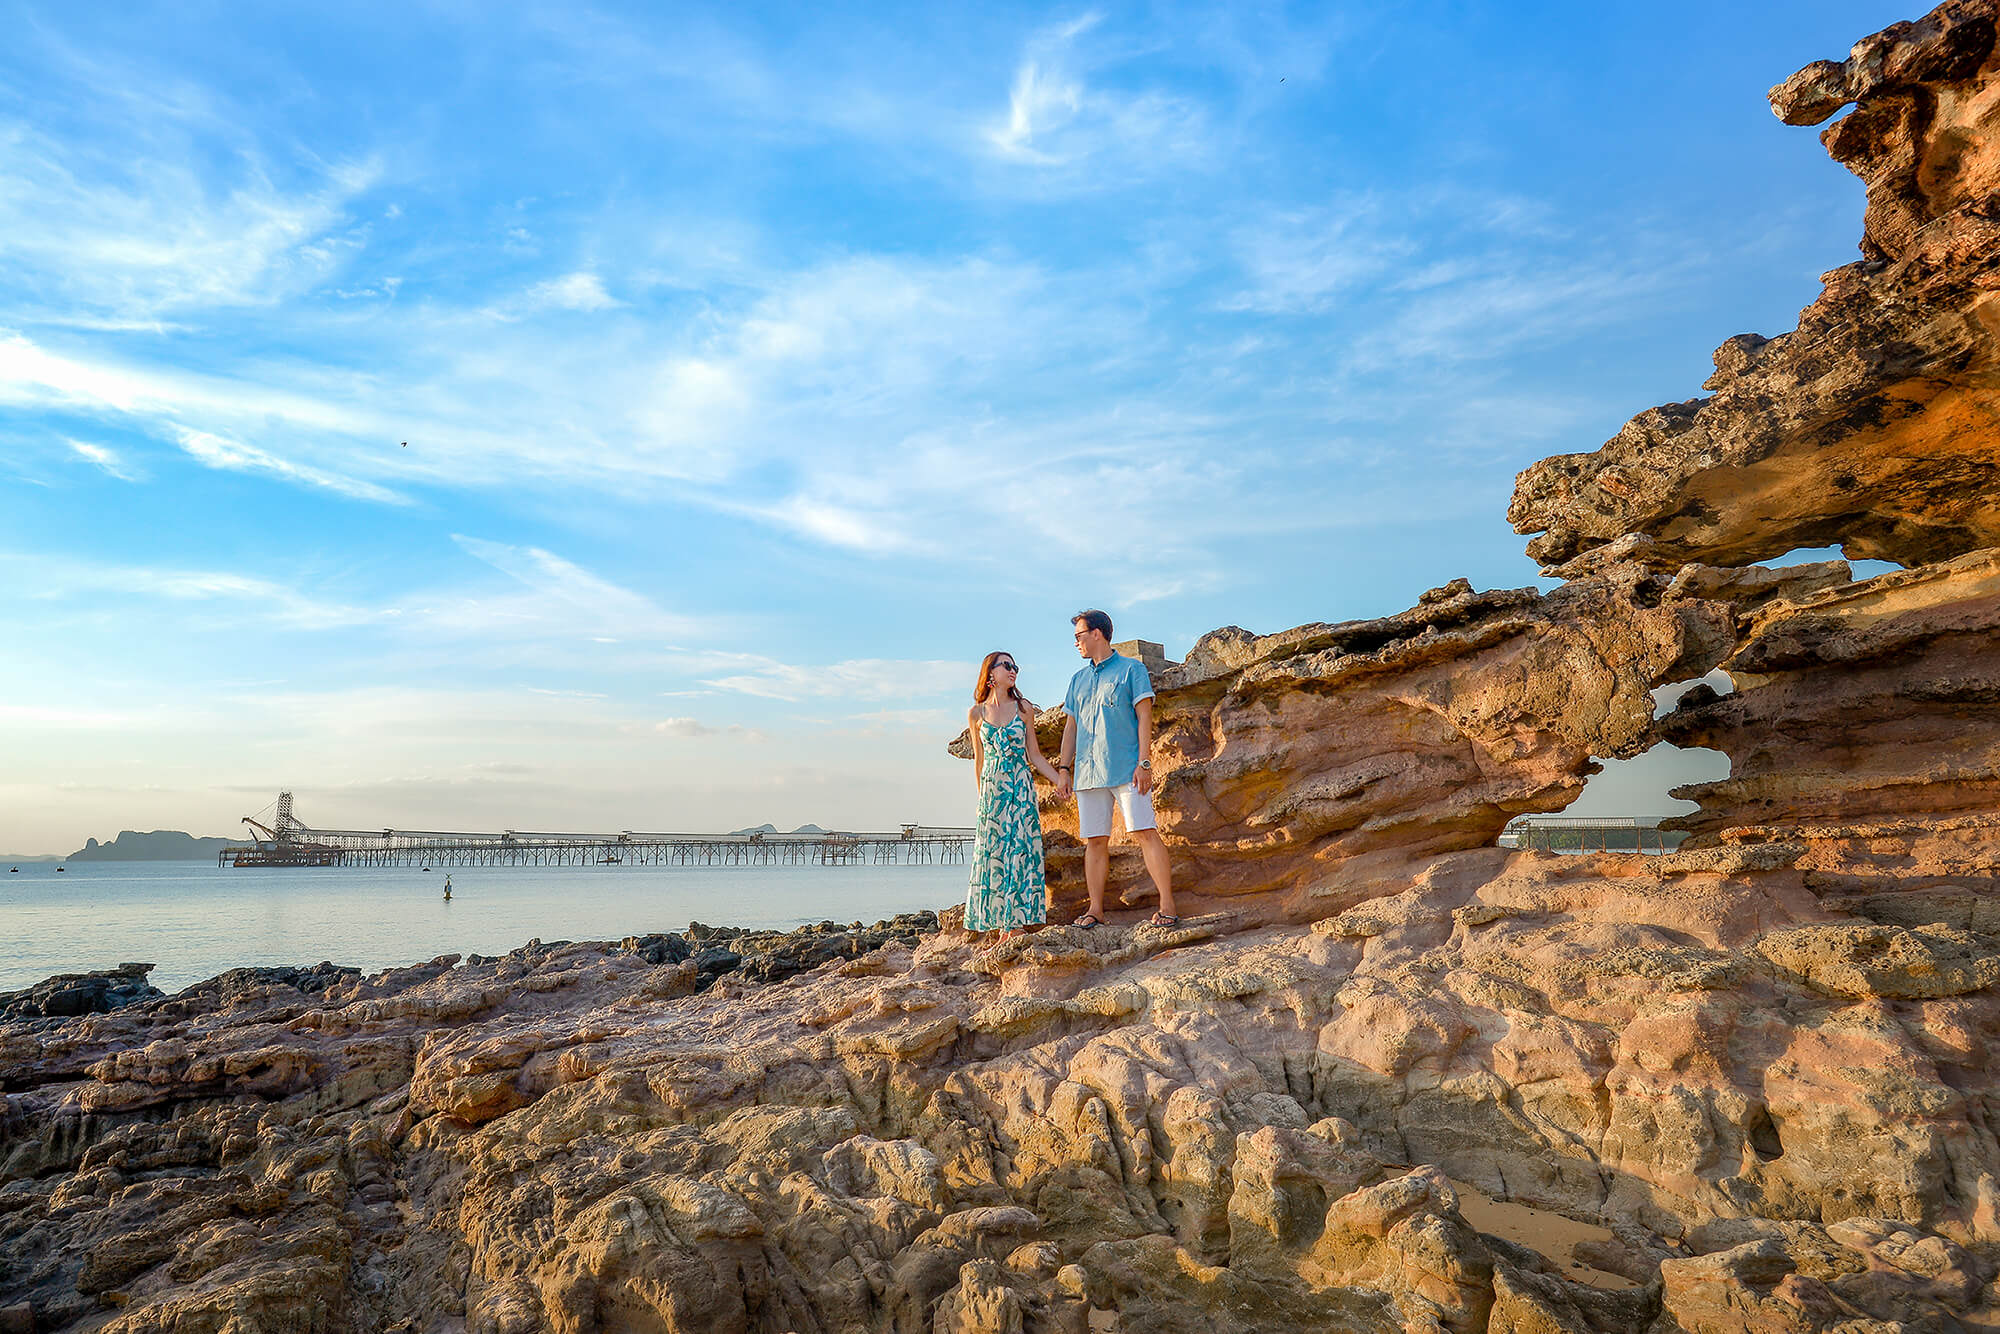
[{"xmin": 994, "ymin": 661, "xmax": 1018, "ymax": 672}]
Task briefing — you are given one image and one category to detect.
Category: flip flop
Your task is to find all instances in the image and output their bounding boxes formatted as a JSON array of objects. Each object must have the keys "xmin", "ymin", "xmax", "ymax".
[
  {"xmin": 1072, "ymin": 913, "xmax": 1101, "ymax": 930},
  {"xmin": 1146, "ymin": 913, "xmax": 1180, "ymax": 928}
]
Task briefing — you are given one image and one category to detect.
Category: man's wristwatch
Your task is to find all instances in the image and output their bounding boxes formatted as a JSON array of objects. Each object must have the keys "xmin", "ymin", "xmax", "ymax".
[{"xmin": 1137, "ymin": 760, "xmax": 1152, "ymax": 769}]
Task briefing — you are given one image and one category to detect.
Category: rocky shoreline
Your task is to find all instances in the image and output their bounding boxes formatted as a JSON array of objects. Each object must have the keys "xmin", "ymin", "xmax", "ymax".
[{"xmin": 0, "ymin": 912, "xmax": 943, "ymax": 1022}]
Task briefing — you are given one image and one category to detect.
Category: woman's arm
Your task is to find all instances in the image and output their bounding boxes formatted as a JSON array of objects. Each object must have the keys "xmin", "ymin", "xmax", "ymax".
[
  {"xmin": 968, "ymin": 707, "xmax": 985, "ymax": 791},
  {"xmin": 1019, "ymin": 700, "xmax": 1061, "ymax": 785}
]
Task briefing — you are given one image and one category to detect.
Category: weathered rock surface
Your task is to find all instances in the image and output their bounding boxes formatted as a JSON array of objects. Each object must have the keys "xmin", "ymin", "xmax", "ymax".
[
  {"xmin": 11, "ymin": 862, "xmax": 2000, "ymax": 1331},
  {"xmin": 1658, "ymin": 547, "xmax": 2000, "ymax": 871},
  {"xmin": 1509, "ymin": 0, "xmax": 2000, "ymax": 571}
]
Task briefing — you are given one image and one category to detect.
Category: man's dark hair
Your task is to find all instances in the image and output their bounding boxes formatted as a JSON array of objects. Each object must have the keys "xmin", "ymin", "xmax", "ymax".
[{"xmin": 1072, "ymin": 608, "xmax": 1114, "ymax": 640}]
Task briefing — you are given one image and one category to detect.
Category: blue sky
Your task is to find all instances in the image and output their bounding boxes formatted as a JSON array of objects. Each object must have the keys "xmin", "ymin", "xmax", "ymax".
[{"xmin": 0, "ymin": 1, "xmax": 1909, "ymax": 852}]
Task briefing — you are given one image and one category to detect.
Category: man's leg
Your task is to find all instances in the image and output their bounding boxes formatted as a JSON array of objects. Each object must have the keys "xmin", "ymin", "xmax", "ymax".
[
  {"xmin": 1133, "ymin": 827, "xmax": 1175, "ymax": 917},
  {"xmin": 1084, "ymin": 836, "xmax": 1111, "ymax": 920},
  {"xmin": 1076, "ymin": 788, "xmax": 1113, "ymax": 923}
]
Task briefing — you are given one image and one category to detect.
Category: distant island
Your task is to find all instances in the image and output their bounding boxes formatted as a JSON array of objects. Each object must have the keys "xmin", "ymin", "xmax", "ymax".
[
  {"xmin": 68, "ymin": 831, "xmax": 235, "ymax": 862},
  {"xmin": 727, "ymin": 823, "xmax": 831, "ymax": 836}
]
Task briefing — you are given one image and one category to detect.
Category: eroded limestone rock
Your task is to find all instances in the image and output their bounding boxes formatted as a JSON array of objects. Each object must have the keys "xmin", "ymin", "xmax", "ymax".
[
  {"xmin": 1509, "ymin": 0, "xmax": 2000, "ymax": 571},
  {"xmin": 1657, "ymin": 547, "xmax": 2000, "ymax": 893},
  {"xmin": 8, "ymin": 860, "xmax": 2000, "ymax": 1332}
]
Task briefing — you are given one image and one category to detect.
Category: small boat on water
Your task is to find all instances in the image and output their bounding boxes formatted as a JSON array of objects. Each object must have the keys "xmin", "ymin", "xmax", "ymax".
[
  {"xmin": 598, "ymin": 855, "xmax": 622, "ymax": 864},
  {"xmin": 56, "ymin": 866, "xmax": 65, "ymax": 872},
  {"xmin": 8, "ymin": 867, "xmax": 16, "ymax": 873}
]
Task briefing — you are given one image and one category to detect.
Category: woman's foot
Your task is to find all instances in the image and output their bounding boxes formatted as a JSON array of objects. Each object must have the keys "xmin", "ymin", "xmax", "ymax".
[
  {"xmin": 1145, "ymin": 912, "xmax": 1180, "ymax": 928},
  {"xmin": 1072, "ymin": 913, "xmax": 1101, "ymax": 930}
]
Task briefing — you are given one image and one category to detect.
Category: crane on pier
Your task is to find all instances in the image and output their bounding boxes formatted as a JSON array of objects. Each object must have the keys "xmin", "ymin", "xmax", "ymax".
[{"xmin": 233, "ymin": 792, "xmax": 341, "ymax": 866}]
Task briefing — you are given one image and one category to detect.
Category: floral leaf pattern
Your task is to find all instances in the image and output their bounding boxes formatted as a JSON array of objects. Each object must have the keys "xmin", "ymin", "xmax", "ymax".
[{"xmin": 966, "ymin": 716, "xmax": 1047, "ymax": 930}]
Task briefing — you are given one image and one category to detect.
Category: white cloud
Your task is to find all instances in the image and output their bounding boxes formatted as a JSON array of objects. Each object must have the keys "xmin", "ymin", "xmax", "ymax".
[
  {"xmin": 701, "ymin": 655, "xmax": 969, "ymax": 703},
  {"xmin": 446, "ymin": 534, "xmax": 707, "ymax": 643},
  {"xmin": 739, "ymin": 496, "xmax": 907, "ymax": 553},
  {"xmin": 175, "ymin": 427, "xmax": 408, "ymax": 505},
  {"xmin": 0, "ymin": 551, "xmax": 382, "ymax": 630},
  {"xmin": 526, "ymin": 271, "xmax": 621, "ymax": 312},
  {"xmin": 647, "ymin": 716, "xmax": 762, "ymax": 740},
  {"xmin": 0, "ymin": 113, "xmax": 377, "ymax": 320},
  {"xmin": 990, "ymin": 58, "xmax": 1086, "ymax": 162},
  {"xmin": 64, "ymin": 438, "xmax": 138, "ymax": 481},
  {"xmin": 1224, "ymin": 199, "xmax": 1413, "ymax": 314},
  {"xmin": 982, "ymin": 13, "xmax": 1206, "ymax": 179}
]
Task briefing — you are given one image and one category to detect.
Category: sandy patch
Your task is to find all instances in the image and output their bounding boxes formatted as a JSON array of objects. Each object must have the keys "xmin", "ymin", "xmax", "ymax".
[{"xmin": 1449, "ymin": 1179, "xmax": 1637, "ymax": 1290}]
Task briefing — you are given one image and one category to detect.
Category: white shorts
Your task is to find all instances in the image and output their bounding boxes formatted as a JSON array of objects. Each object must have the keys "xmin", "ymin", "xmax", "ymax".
[{"xmin": 1076, "ymin": 783, "xmax": 1156, "ymax": 840}]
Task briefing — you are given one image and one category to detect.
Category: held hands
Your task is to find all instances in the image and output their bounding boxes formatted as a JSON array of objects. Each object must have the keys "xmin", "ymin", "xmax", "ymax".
[
  {"xmin": 1133, "ymin": 764, "xmax": 1153, "ymax": 796},
  {"xmin": 1053, "ymin": 769, "xmax": 1073, "ymax": 801}
]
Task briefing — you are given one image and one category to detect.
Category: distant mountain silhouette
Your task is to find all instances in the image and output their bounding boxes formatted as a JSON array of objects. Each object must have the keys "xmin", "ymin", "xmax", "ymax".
[
  {"xmin": 68, "ymin": 831, "xmax": 233, "ymax": 861},
  {"xmin": 726, "ymin": 824, "xmax": 779, "ymax": 836},
  {"xmin": 791, "ymin": 824, "xmax": 828, "ymax": 834}
]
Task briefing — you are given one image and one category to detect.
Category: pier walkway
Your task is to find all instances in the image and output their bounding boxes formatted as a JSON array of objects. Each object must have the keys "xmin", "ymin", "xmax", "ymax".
[
  {"xmin": 221, "ymin": 793, "xmax": 973, "ymax": 869},
  {"xmin": 1497, "ymin": 815, "xmax": 1683, "ymax": 854}
]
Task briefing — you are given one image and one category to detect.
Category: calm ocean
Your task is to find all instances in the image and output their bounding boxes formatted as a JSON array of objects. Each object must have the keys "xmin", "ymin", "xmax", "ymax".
[{"xmin": 0, "ymin": 859, "xmax": 969, "ymax": 993}]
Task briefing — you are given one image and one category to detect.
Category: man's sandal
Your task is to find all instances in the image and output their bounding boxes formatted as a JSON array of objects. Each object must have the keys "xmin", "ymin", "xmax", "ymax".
[
  {"xmin": 1146, "ymin": 913, "xmax": 1180, "ymax": 928},
  {"xmin": 1072, "ymin": 913, "xmax": 1102, "ymax": 930}
]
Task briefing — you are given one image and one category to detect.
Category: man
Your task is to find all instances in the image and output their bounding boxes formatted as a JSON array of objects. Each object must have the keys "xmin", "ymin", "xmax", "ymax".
[{"xmin": 1053, "ymin": 609, "xmax": 1178, "ymax": 928}]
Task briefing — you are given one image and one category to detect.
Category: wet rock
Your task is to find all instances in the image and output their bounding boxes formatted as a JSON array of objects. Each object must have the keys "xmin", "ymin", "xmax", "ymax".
[{"xmin": 0, "ymin": 962, "xmax": 162, "ymax": 1020}]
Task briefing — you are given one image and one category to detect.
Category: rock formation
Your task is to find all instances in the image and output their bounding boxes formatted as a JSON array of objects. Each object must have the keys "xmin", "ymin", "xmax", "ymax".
[
  {"xmin": 1657, "ymin": 547, "xmax": 2000, "ymax": 877},
  {"xmin": 1511, "ymin": 0, "xmax": 2000, "ymax": 573},
  {"xmin": 9, "ymin": 4, "xmax": 2000, "ymax": 1331},
  {"xmin": 0, "ymin": 963, "xmax": 162, "ymax": 1020}
]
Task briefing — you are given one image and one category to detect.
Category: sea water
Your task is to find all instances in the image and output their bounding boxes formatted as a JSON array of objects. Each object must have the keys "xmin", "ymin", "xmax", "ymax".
[{"xmin": 0, "ymin": 859, "xmax": 969, "ymax": 993}]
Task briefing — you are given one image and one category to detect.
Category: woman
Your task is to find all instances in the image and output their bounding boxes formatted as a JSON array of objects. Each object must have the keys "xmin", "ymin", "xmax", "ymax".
[{"xmin": 966, "ymin": 651, "xmax": 1061, "ymax": 937}]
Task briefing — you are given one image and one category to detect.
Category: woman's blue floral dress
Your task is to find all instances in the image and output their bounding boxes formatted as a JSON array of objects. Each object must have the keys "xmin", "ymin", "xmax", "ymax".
[{"xmin": 966, "ymin": 715, "xmax": 1047, "ymax": 930}]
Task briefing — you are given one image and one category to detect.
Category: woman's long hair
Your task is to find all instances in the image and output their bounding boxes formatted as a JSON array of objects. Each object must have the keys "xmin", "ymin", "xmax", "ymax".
[{"xmin": 973, "ymin": 650, "xmax": 1026, "ymax": 706}]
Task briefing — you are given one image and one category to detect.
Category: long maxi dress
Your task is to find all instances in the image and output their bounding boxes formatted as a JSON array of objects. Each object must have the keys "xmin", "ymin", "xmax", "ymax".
[{"xmin": 965, "ymin": 715, "xmax": 1048, "ymax": 930}]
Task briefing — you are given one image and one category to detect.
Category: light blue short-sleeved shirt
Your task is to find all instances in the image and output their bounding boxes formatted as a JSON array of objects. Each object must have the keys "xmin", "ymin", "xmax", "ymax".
[{"xmin": 1064, "ymin": 650, "xmax": 1154, "ymax": 791}]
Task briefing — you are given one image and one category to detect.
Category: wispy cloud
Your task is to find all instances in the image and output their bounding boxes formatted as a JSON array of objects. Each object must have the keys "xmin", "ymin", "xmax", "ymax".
[
  {"xmin": 648, "ymin": 716, "xmax": 764, "ymax": 741},
  {"xmin": 700, "ymin": 654, "xmax": 969, "ymax": 703},
  {"xmin": 1223, "ymin": 198, "xmax": 1413, "ymax": 314},
  {"xmin": 0, "ymin": 551, "xmax": 383, "ymax": 630},
  {"xmin": 526, "ymin": 271, "xmax": 620, "ymax": 312},
  {"xmin": 65, "ymin": 438, "xmax": 139, "ymax": 481},
  {"xmin": 444, "ymin": 535, "xmax": 707, "ymax": 643},
  {"xmin": 0, "ymin": 114, "xmax": 377, "ymax": 322},
  {"xmin": 175, "ymin": 427, "xmax": 407, "ymax": 504},
  {"xmin": 982, "ymin": 13, "xmax": 1207, "ymax": 179}
]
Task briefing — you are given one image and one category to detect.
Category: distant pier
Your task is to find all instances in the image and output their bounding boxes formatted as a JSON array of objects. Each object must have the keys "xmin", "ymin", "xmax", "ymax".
[
  {"xmin": 222, "ymin": 792, "xmax": 973, "ymax": 869},
  {"xmin": 1498, "ymin": 815, "xmax": 1684, "ymax": 854}
]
